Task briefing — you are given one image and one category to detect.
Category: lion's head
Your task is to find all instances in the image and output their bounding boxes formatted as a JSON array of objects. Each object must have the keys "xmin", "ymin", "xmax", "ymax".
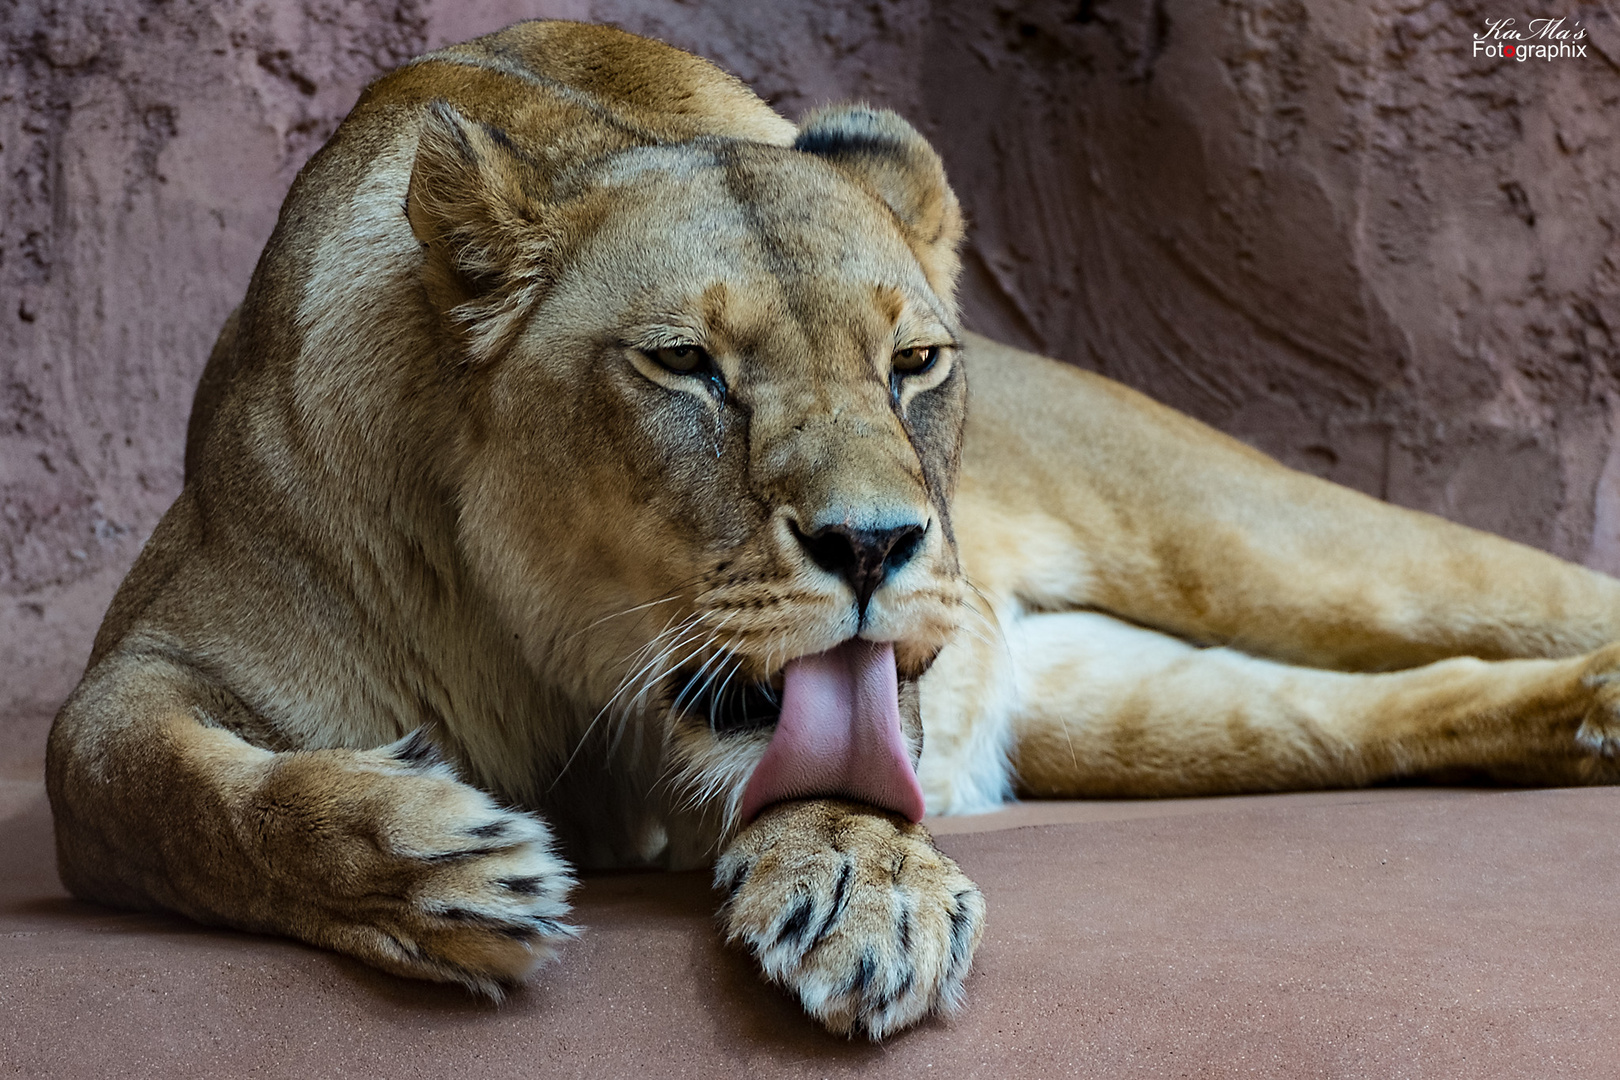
[{"xmin": 204, "ymin": 23, "xmax": 970, "ymax": 850}]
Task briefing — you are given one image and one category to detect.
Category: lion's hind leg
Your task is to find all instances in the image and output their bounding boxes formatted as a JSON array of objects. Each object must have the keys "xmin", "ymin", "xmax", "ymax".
[
  {"xmin": 46, "ymin": 650, "xmax": 575, "ymax": 995},
  {"xmin": 924, "ymin": 609, "xmax": 1620, "ymax": 803}
]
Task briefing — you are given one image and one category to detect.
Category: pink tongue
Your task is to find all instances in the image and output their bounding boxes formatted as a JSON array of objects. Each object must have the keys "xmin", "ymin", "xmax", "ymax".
[{"xmin": 738, "ymin": 640, "xmax": 926, "ymax": 824}]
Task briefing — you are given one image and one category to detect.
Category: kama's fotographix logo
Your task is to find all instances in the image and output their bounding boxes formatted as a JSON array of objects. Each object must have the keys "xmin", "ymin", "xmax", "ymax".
[{"xmin": 1474, "ymin": 17, "xmax": 1588, "ymax": 60}]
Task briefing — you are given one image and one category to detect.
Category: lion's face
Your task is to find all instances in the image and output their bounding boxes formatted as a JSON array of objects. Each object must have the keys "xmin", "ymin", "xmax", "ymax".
[{"xmin": 408, "ymin": 102, "xmax": 966, "ymax": 819}]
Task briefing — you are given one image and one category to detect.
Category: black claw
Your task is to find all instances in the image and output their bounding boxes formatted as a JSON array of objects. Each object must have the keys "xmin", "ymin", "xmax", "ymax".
[
  {"xmin": 894, "ymin": 967, "xmax": 915, "ymax": 1001},
  {"xmin": 846, "ymin": 949, "xmax": 877, "ymax": 998},
  {"xmin": 774, "ymin": 895, "xmax": 815, "ymax": 949},
  {"xmin": 467, "ymin": 819, "xmax": 509, "ymax": 839},
  {"xmin": 948, "ymin": 890, "xmax": 979, "ymax": 968},
  {"xmin": 868, "ymin": 971, "xmax": 909, "ymax": 1017},
  {"xmin": 718, "ymin": 861, "xmax": 750, "ymax": 899},
  {"xmin": 896, "ymin": 907, "xmax": 912, "ymax": 953},
  {"xmin": 423, "ymin": 846, "xmax": 501, "ymax": 863},
  {"xmin": 442, "ymin": 907, "xmax": 515, "ymax": 932},
  {"xmin": 439, "ymin": 907, "xmax": 554, "ymax": 941},
  {"xmin": 500, "ymin": 876, "xmax": 544, "ymax": 896},
  {"xmin": 808, "ymin": 861, "xmax": 853, "ymax": 953},
  {"xmin": 392, "ymin": 728, "xmax": 442, "ymax": 767}
]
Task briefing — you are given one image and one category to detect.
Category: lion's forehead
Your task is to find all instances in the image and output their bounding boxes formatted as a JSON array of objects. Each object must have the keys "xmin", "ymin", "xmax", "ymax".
[{"xmin": 577, "ymin": 143, "xmax": 936, "ymax": 301}]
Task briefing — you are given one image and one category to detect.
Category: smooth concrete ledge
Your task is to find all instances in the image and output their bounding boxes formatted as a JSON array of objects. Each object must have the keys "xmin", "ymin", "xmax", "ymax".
[{"xmin": 6, "ymin": 778, "xmax": 1619, "ymax": 1078}]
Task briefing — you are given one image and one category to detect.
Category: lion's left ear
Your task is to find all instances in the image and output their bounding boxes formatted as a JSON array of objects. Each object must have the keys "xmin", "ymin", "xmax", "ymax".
[
  {"xmin": 406, "ymin": 98, "xmax": 558, "ymax": 364},
  {"xmin": 794, "ymin": 106, "xmax": 963, "ymax": 306}
]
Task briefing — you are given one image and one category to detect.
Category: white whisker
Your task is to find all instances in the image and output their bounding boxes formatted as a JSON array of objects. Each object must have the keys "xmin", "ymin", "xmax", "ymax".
[
  {"xmin": 556, "ymin": 592, "xmax": 684, "ymax": 650},
  {"xmin": 548, "ymin": 611, "xmax": 709, "ymax": 791},
  {"xmin": 706, "ymin": 651, "xmax": 748, "ymax": 730}
]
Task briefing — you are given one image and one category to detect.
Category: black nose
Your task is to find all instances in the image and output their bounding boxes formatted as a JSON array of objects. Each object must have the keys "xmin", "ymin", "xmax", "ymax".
[{"xmin": 793, "ymin": 521, "xmax": 927, "ymax": 618}]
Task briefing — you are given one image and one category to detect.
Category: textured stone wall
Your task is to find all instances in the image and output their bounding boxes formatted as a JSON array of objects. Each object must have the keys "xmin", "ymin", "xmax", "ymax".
[
  {"xmin": 4, "ymin": 0, "xmax": 1619, "ymax": 756},
  {"xmin": 924, "ymin": 1, "xmax": 1620, "ymax": 563}
]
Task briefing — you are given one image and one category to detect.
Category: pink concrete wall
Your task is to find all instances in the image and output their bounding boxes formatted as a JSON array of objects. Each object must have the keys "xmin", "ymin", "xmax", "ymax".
[{"xmin": 4, "ymin": 0, "xmax": 1619, "ymax": 759}]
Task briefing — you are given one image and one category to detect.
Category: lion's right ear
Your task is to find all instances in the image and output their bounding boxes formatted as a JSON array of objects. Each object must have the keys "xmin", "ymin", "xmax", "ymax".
[
  {"xmin": 406, "ymin": 99, "xmax": 557, "ymax": 363},
  {"xmin": 794, "ymin": 106, "xmax": 963, "ymax": 309}
]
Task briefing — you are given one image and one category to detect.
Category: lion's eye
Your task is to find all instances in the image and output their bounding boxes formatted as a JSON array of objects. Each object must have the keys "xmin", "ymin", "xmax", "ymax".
[
  {"xmin": 892, "ymin": 346, "xmax": 940, "ymax": 376},
  {"xmin": 647, "ymin": 345, "xmax": 711, "ymax": 375}
]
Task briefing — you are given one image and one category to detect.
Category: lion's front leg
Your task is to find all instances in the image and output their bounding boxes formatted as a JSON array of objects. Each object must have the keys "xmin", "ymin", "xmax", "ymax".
[
  {"xmin": 714, "ymin": 799, "xmax": 985, "ymax": 1039},
  {"xmin": 48, "ymin": 652, "xmax": 577, "ymax": 996}
]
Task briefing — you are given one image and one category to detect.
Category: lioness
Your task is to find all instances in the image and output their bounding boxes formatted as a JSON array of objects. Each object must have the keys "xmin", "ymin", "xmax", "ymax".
[{"xmin": 45, "ymin": 20, "xmax": 1620, "ymax": 1040}]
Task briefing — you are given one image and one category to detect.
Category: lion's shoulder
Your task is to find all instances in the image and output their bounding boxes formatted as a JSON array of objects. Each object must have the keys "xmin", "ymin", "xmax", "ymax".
[{"xmin": 357, "ymin": 20, "xmax": 795, "ymax": 150}]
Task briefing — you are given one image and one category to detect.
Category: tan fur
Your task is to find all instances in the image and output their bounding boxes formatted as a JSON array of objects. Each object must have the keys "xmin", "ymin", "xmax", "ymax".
[
  {"xmin": 715, "ymin": 799, "xmax": 983, "ymax": 1038},
  {"xmin": 45, "ymin": 20, "xmax": 1620, "ymax": 1039},
  {"xmin": 914, "ymin": 338, "xmax": 1620, "ymax": 814}
]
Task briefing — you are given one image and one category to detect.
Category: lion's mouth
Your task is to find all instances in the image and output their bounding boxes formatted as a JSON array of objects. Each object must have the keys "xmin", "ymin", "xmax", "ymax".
[
  {"xmin": 676, "ymin": 641, "xmax": 927, "ymax": 824},
  {"xmin": 673, "ymin": 669, "xmax": 781, "ymax": 734}
]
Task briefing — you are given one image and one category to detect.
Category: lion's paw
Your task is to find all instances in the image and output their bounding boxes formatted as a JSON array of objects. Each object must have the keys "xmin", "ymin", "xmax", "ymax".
[
  {"xmin": 1576, "ymin": 645, "xmax": 1620, "ymax": 759},
  {"xmin": 252, "ymin": 730, "xmax": 575, "ymax": 997},
  {"xmin": 714, "ymin": 799, "xmax": 985, "ymax": 1040}
]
